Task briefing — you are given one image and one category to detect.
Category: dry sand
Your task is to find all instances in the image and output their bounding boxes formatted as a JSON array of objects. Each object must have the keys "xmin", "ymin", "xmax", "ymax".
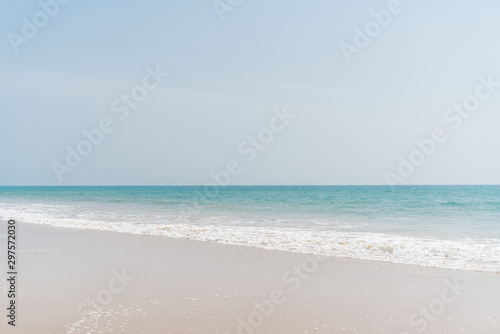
[{"xmin": 0, "ymin": 221, "xmax": 498, "ymax": 334}]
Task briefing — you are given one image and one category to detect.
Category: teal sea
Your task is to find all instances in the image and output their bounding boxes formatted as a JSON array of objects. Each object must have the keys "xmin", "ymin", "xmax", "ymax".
[{"xmin": 1, "ymin": 186, "xmax": 499, "ymax": 272}]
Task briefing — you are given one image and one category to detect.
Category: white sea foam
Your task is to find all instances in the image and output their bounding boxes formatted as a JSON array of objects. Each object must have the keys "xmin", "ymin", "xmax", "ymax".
[{"xmin": 1, "ymin": 203, "xmax": 499, "ymax": 273}]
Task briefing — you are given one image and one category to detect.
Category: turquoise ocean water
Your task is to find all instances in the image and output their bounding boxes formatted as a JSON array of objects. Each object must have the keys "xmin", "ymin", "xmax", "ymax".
[{"xmin": 0, "ymin": 186, "xmax": 499, "ymax": 272}]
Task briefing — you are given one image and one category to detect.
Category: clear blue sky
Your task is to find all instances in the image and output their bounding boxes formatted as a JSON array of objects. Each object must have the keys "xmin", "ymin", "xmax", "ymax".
[{"xmin": 1, "ymin": 0, "xmax": 500, "ymax": 185}]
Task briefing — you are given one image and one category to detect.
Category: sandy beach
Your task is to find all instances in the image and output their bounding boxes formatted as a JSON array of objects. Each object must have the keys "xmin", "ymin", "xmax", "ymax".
[
  {"xmin": 0, "ymin": 220, "xmax": 498, "ymax": 334},
  {"xmin": 4, "ymin": 0, "xmax": 500, "ymax": 333}
]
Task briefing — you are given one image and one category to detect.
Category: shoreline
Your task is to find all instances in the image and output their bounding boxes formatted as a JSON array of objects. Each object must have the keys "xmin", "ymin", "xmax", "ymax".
[
  {"xmin": 0, "ymin": 221, "xmax": 499, "ymax": 333},
  {"xmin": 2, "ymin": 217, "xmax": 499, "ymax": 274}
]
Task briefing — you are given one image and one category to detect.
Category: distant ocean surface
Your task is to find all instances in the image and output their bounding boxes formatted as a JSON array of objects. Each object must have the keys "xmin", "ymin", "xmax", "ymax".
[{"xmin": 1, "ymin": 186, "xmax": 499, "ymax": 273}]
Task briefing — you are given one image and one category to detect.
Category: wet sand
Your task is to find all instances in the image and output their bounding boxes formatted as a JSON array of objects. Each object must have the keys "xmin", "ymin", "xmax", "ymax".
[{"xmin": 0, "ymin": 220, "xmax": 498, "ymax": 334}]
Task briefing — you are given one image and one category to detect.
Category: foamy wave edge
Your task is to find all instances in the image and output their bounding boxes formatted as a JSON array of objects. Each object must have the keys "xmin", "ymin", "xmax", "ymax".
[{"xmin": 2, "ymin": 211, "xmax": 499, "ymax": 274}]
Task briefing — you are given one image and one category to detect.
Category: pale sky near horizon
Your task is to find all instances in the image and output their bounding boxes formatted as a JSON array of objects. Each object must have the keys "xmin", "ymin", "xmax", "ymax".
[{"xmin": 2, "ymin": 0, "xmax": 500, "ymax": 185}]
